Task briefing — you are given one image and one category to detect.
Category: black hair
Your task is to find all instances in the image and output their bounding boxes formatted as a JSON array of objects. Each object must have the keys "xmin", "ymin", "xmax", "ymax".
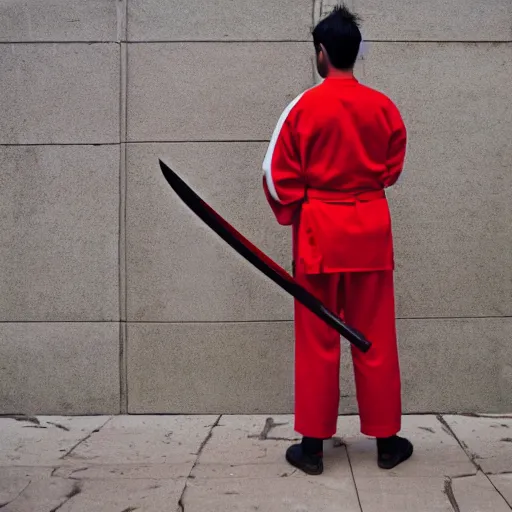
[{"xmin": 312, "ymin": 4, "xmax": 362, "ymax": 70}]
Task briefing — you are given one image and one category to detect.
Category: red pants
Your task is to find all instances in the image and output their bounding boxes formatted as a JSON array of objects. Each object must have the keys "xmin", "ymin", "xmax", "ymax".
[{"xmin": 294, "ymin": 270, "xmax": 402, "ymax": 439}]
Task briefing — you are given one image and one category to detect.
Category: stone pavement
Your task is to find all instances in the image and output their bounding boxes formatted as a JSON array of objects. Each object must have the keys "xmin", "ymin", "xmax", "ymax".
[{"xmin": 0, "ymin": 414, "xmax": 511, "ymax": 511}]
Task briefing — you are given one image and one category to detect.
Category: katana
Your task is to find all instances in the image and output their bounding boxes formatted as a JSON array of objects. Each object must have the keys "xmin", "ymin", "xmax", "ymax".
[{"xmin": 159, "ymin": 160, "xmax": 371, "ymax": 353}]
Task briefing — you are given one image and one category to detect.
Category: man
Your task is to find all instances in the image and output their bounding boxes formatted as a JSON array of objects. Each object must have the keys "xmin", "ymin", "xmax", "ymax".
[{"xmin": 262, "ymin": 4, "xmax": 413, "ymax": 475}]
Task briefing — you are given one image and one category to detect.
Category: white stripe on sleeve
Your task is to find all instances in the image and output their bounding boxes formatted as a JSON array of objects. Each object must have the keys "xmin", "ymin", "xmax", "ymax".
[{"xmin": 262, "ymin": 92, "xmax": 306, "ymax": 203}]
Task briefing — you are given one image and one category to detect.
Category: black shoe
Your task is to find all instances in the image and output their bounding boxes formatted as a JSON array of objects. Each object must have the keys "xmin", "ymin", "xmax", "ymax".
[
  {"xmin": 377, "ymin": 436, "xmax": 414, "ymax": 469},
  {"xmin": 285, "ymin": 444, "xmax": 324, "ymax": 475}
]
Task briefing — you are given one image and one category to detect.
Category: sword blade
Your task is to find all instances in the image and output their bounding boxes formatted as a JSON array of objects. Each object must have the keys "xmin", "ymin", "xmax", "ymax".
[{"xmin": 159, "ymin": 160, "xmax": 371, "ymax": 353}]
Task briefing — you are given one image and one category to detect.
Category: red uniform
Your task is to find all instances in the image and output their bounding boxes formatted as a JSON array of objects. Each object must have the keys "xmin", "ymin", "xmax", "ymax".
[{"xmin": 262, "ymin": 76, "xmax": 407, "ymax": 439}]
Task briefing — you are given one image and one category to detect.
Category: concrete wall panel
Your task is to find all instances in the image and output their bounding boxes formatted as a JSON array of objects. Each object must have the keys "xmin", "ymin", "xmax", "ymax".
[
  {"xmin": 128, "ymin": 0, "xmax": 313, "ymax": 41},
  {"xmin": 361, "ymin": 43, "xmax": 512, "ymax": 318},
  {"xmin": 355, "ymin": 0, "xmax": 512, "ymax": 41},
  {"xmin": 127, "ymin": 318, "xmax": 512, "ymax": 414},
  {"xmin": 399, "ymin": 318, "xmax": 512, "ymax": 413},
  {"xmin": 0, "ymin": 323, "xmax": 120, "ymax": 414},
  {"xmin": 0, "ymin": 44, "xmax": 120, "ymax": 144},
  {"xmin": 127, "ymin": 322, "xmax": 295, "ymax": 414},
  {"xmin": 127, "ymin": 43, "xmax": 314, "ymax": 141},
  {"xmin": 0, "ymin": 145, "xmax": 119, "ymax": 321},
  {"xmin": 0, "ymin": 0, "xmax": 119, "ymax": 42},
  {"xmin": 126, "ymin": 143, "xmax": 292, "ymax": 322},
  {"xmin": 320, "ymin": 1, "xmax": 355, "ymax": 18}
]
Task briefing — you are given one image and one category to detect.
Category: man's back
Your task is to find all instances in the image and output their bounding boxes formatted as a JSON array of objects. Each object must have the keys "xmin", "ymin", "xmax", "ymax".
[
  {"xmin": 285, "ymin": 76, "xmax": 406, "ymax": 195},
  {"xmin": 263, "ymin": 77, "xmax": 407, "ymax": 273}
]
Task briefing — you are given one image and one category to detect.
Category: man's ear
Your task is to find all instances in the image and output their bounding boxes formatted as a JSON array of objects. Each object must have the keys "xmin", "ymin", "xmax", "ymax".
[{"xmin": 319, "ymin": 43, "xmax": 329, "ymax": 65}]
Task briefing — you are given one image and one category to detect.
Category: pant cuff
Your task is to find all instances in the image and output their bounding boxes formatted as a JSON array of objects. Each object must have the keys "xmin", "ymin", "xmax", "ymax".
[
  {"xmin": 360, "ymin": 423, "xmax": 401, "ymax": 438},
  {"xmin": 295, "ymin": 422, "xmax": 337, "ymax": 440}
]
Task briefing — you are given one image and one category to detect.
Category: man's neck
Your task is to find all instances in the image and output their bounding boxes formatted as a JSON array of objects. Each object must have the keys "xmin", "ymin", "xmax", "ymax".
[{"xmin": 326, "ymin": 68, "xmax": 354, "ymax": 79}]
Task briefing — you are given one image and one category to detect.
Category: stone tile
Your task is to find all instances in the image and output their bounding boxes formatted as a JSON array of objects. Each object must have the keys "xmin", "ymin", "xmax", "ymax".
[
  {"xmin": 0, "ymin": 324, "xmax": 119, "ymax": 415},
  {"xmin": 355, "ymin": 0, "xmax": 512, "ymax": 41},
  {"xmin": 0, "ymin": 0, "xmax": 119, "ymax": 42},
  {"xmin": 66, "ymin": 415, "xmax": 217, "ymax": 465},
  {"xmin": 341, "ymin": 415, "xmax": 475, "ymax": 477},
  {"xmin": 354, "ymin": 476, "xmax": 454, "ymax": 512},
  {"xmin": 194, "ymin": 415, "xmax": 347, "ymax": 479},
  {"xmin": 0, "ymin": 416, "xmax": 110, "ymax": 466},
  {"xmin": 127, "ymin": 43, "xmax": 313, "ymax": 141},
  {"xmin": 126, "ymin": 323, "xmax": 294, "ymax": 414},
  {"xmin": 443, "ymin": 415, "xmax": 512, "ymax": 473},
  {"xmin": 489, "ymin": 474, "xmax": 512, "ymax": 506},
  {"xmin": 128, "ymin": 0, "xmax": 313, "ymax": 41},
  {"xmin": 0, "ymin": 146, "xmax": 119, "ymax": 321},
  {"xmin": 1, "ymin": 477, "xmax": 78, "ymax": 512},
  {"xmin": 57, "ymin": 478, "xmax": 186, "ymax": 512},
  {"xmin": 0, "ymin": 44, "xmax": 119, "ymax": 144},
  {"xmin": 398, "ymin": 318, "xmax": 512, "ymax": 413},
  {"xmin": 126, "ymin": 143, "xmax": 292, "ymax": 322},
  {"xmin": 194, "ymin": 415, "xmax": 296, "ymax": 478},
  {"xmin": 0, "ymin": 467, "xmax": 52, "ymax": 506},
  {"xmin": 183, "ymin": 475, "xmax": 361, "ymax": 512},
  {"xmin": 362, "ymin": 43, "xmax": 512, "ymax": 318},
  {"xmin": 452, "ymin": 472, "xmax": 511, "ymax": 512}
]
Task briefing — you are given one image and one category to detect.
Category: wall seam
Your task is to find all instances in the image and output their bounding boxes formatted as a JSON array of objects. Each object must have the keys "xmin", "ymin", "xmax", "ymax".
[
  {"xmin": 1, "ymin": 40, "xmax": 510, "ymax": 45},
  {"xmin": 112, "ymin": 317, "xmax": 512, "ymax": 325},
  {"xmin": 312, "ymin": 0, "xmax": 321, "ymax": 30},
  {"xmin": 0, "ymin": 316, "xmax": 509, "ymax": 325},
  {"xmin": 118, "ymin": 0, "xmax": 129, "ymax": 415}
]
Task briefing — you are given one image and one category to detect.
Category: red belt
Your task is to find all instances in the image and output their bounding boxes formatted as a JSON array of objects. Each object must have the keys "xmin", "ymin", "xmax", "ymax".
[{"xmin": 305, "ymin": 188, "xmax": 385, "ymax": 203}]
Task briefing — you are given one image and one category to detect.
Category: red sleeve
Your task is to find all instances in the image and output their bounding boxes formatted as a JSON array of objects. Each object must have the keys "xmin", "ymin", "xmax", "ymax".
[
  {"xmin": 262, "ymin": 95, "xmax": 306, "ymax": 225},
  {"xmin": 383, "ymin": 102, "xmax": 407, "ymax": 188}
]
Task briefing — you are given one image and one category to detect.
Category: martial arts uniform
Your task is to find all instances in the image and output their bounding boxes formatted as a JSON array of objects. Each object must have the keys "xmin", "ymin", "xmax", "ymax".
[{"xmin": 262, "ymin": 76, "xmax": 407, "ymax": 440}]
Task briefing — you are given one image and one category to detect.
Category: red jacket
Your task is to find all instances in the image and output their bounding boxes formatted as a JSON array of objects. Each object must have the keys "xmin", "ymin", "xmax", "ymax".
[{"xmin": 262, "ymin": 76, "xmax": 407, "ymax": 274}]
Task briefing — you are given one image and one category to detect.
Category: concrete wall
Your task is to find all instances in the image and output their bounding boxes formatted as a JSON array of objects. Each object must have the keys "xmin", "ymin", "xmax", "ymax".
[{"xmin": 0, "ymin": 0, "xmax": 510, "ymax": 415}]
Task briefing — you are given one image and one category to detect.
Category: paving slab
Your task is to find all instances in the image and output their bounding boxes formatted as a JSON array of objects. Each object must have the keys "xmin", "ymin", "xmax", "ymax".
[
  {"xmin": 1, "ymin": 477, "xmax": 78, "ymax": 512},
  {"xmin": 57, "ymin": 478, "xmax": 186, "ymax": 512},
  {"xmin": 0, "ymin": 414, "xmax": 508, "ymax": 511},
  {"xmin": 195, "ymin": 415, "xmax": 349, "ymax": 481},
  {"xmin": 341, "ymin": 415, "xmax": 475, "ymax": 477},
  {"xmin": 0, "ymin": 467, "xmax": 52, "ymax": 507},
  {"xmin": 452, "ymin": 471, "xmax": 511, "ymax": 512},
  {"xmin": 64, "ymin": 415, "xmax": 218, "ymax": 466},
  {"xmin": 488, "ymin": 473, "xmax": 512, "ymax": 507},
  {"xmin": 0, "ymin": 416, "xmax": 110, "ymax": 466},
  {"xmin": 354, "ymin": 476, "xmax": 454, "ymax": 512},
  {"xmin": 193, "ymin": 415, "xmax": 299, "ymax": 478},
  {"xmin": 443, "ymin": 415, "xmax": 512, "ymax": 473},
  {"xmin": 183, "ymin": 474, "xmax": 361, "ymax": 512}
]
